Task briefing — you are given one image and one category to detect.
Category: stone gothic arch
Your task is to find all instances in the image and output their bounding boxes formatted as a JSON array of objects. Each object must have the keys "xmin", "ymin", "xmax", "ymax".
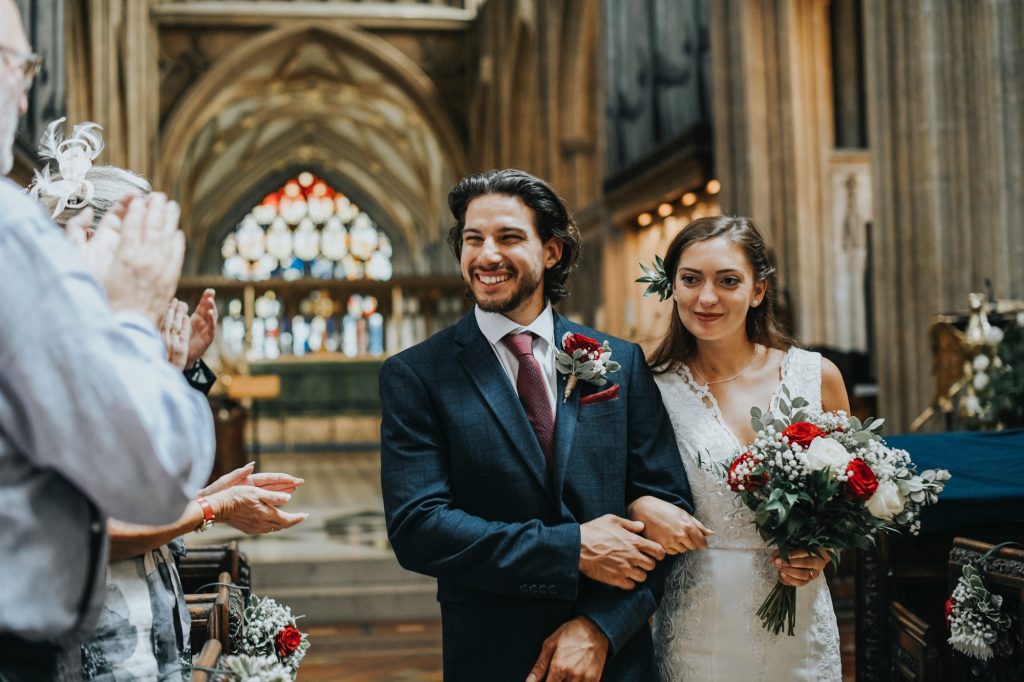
[{"xmin": 155, "ymin": 21, "xmax": 467, "ymax": 275}]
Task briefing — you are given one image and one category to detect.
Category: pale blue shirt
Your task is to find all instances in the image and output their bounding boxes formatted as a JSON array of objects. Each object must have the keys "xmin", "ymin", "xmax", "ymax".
[
  {"xmin": 0, "ymin": 178, "xmax": 215, "ymax": 643},
  {"xmin": 474, "ymin": 303, "xmax": 557, "ymax": 417}
]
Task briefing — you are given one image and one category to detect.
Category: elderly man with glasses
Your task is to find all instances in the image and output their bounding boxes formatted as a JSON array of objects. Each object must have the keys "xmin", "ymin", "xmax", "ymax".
[{"xmin": 0, "ymin": 2, "xmax": 216, "ymax": 679}]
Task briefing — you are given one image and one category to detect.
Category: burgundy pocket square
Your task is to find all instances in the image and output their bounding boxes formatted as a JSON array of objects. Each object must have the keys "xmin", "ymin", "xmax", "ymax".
[{"xmin": 580, "ymin": 384, "xmax": 620, "ymax": 406}]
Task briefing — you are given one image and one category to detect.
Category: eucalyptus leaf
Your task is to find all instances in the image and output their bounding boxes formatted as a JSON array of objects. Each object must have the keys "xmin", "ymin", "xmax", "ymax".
[{"xmin": 751, "ymin": 406, "xmax": 763, "ymax": 419}]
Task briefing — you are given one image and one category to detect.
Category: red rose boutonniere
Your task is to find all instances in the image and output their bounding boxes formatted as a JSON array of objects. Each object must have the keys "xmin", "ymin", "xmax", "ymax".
[{"xmin": 554, "ymin": 332, "xmax": 621, "ymax": 402}]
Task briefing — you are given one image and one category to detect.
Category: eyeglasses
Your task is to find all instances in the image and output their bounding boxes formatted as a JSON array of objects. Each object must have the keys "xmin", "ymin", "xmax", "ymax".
[{"xmin": 0, "ymin": 45, "xmax": 42, "ymax": 92}]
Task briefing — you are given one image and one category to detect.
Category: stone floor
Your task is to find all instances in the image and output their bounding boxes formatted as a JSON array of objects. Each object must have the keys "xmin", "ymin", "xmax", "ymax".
[{"xmin": 189, "ymin": 452, "xmax": 856, "ymax": 681}]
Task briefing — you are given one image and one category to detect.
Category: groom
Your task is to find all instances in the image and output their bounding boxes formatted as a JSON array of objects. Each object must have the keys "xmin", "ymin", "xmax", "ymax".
[{"xmin": 380, "ymin": 169, "xmax": 693, "ymax": 681}]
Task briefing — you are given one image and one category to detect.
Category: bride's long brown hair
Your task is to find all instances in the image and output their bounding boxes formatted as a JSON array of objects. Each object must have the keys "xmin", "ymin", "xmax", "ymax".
[{"xmin": 649, "ymin": 215, "xmax": 795, "ymax": 373}]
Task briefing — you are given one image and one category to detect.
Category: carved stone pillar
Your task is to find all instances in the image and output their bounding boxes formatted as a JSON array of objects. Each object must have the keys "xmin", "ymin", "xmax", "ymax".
[
  {"xmin": 863, "ymin": 0, "xmax": 1024, "ymax": 430},
  {"xmin": 709, "ymin": 0, "xmax": 836, "ymax": 347},
  {"xmin": 66, "ymin": 0, "xmax": 158, "ymax": 176}
]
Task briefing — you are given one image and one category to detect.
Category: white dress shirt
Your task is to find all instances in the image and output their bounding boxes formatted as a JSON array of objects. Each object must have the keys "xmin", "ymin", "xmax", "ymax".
[{"xmin": 475, "ymin": 303, "xmax": 558, "ymax": 418}]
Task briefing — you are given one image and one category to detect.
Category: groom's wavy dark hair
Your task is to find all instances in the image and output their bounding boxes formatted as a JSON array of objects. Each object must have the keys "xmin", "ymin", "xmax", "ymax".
[
  {"xmin": 447, "ymin": 169, "xmax": 581, "ymax": 304},
  {"xmin": 649, "ymin": 215, "xmax": 794, "ymax": 372}
]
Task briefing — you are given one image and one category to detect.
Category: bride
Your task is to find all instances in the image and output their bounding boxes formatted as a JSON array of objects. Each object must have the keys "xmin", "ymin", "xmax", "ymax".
[{"xmin": 629, "ymin": 215, "xmax": 850, "ymax": 681}]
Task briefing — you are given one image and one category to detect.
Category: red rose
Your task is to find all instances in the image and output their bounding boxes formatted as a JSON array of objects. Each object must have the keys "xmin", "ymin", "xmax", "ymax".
[
  {"xmin": 782, "ymin": 422, "xmax": 825, "ymax": 448},
  {"xmin": 727, "ymin": 452, "xmax": 767, "ymax": 492},
  {"xmin": 844, "ymin": 459, "xmax": 879, "ymax": 500},
  {"xmin": 275, "ymin": 624, "xmax": 303, "ymax": 658},
  {"xmin": 563, "ymin": 333, "xmax": 602, "ymax": 359},
  {"xmin": 944, "ymin": 596, "xmax": 955, "ymax": 628}
]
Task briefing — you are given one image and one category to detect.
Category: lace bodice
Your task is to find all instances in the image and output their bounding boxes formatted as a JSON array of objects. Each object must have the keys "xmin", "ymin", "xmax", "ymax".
[
  {"xmin": 655, "ymin": 347, "xmax": 822, "ymax": 549},
  {"xmin": 653, "ymin": 347, "xmax": 841, "ymax": 681}
]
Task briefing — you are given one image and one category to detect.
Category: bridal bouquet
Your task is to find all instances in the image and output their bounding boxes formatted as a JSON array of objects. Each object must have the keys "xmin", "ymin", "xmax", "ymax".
[
  {"xmin": 237, "ymin": 594, "xmax": 310, "ymax": 679},
  {"xmin": 717, "ymin": 386, "xmax": 950, "ymax": 635}
]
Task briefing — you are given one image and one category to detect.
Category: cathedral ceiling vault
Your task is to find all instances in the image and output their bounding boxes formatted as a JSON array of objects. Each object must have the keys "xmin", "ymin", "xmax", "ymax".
[{"xmin": 155, "ymin": 20, "xmax": 467, "ymax": 275}]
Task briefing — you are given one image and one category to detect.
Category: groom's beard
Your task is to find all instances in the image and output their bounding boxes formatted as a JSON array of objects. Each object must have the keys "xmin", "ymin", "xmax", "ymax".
[{"xmin": 466, "ymin": 266, "xmax": 544, "ymax": 315}]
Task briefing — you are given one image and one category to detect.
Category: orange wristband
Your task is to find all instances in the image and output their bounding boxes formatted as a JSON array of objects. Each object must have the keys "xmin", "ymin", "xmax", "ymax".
[{"xmin": 196, "ymin": 496, "xmax": 215, "ymax": 532}]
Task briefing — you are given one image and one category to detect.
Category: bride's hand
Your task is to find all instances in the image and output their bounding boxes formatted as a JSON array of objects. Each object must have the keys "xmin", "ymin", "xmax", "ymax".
[
  {"xmin": 773, "ymin": 549, "xmax": 830, "ymax": 587},
  {"xmin": 627, "ymin": 496, "xmax": 714, "ymax": 555}
]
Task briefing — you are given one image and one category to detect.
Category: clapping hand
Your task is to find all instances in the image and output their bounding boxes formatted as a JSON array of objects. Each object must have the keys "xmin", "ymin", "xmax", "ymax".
[
  {"xmin": 201, "ymin": 463, "xmax": 308, "ymax": 534},
  {"xmin": 64, "ymin": 199, "xmax": 126, "ymax": 288},
  {"xmin": 187, "ymin": 288, "xmax": 218, "ymax": 366},
  {"xmin": 103, "ymin": 193, "xmax": 186, "ymax": 323},
  {"xmin": 159, "ymin": 299, "xmax": 191, "ymax": 370}
]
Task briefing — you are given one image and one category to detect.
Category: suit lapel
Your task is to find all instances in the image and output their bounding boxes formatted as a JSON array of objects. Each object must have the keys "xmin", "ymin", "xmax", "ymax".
[
  {"xmin": 550, "ymin": 313, "xmax": 580, "ymax": 496},
  {"xmin": 455, "ymin": 313, "xmax": 549, "ymax": 493}
]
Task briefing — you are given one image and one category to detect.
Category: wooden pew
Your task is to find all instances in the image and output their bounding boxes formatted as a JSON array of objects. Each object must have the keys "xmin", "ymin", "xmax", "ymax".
[
  {"xmin": 189, "ymin": 639, "xmax": 222, "ymax": 682},
  {"xmin": 177, "ymin": 541, "xmax": 250, "ymax": 594},
  {"xmin": 888, "ymin": 600, "xmax": 941, "ymax": 681},
  {"xmin": 187, "ymin": 570, "xmax": 245, "ymax": 657}
]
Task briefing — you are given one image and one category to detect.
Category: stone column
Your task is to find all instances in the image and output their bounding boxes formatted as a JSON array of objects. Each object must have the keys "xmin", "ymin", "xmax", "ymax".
[
  {"xmin": 709, "ymin": 0, "xmax": 837, "ymax": 347},
  {"xmin": 66, "ymin": 0, "xmax": 159, "ymax": 176},
  {"xmin": 863, "ymin": 0, "xmax": 1024, "ymax": 430}
]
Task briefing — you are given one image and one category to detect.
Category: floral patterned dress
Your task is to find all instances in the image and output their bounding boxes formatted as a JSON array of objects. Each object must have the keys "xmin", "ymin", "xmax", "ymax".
[
  {"xmin": 652, "ymin": 348, "xmax": 842, "ymax": 681},
  {"xmin": 80, "ymin": 540, "xmax": 191, "ymax": 681}
]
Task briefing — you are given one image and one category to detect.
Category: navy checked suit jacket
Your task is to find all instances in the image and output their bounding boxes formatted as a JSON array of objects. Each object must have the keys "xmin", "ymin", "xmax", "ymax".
[{"xmin": 380, "ymin": 310, "xmax": 693, "ymax": 680}]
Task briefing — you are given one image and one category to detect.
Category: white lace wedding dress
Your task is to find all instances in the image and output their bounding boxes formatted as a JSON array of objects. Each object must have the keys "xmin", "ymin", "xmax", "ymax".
[{"xmin": 653, "ymin": 347, "xmax": 842, "ymax": 681}]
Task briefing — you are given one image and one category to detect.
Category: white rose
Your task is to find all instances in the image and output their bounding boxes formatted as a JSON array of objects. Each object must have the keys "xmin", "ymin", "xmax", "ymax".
[
  {"xmin": 972, "ymin": 354, "xmax": 991, "ymax": 372},
  {"xmin": 973, "ymin": 372, "xmax": 989, "ymax": 390},
  {"xmin": 964, "ymin": 395, "xmax": 981, "ymax": 416},
  {"xmin": 804, "ymin": 437, "xmax": 852, "ymax": 476},
  {"xmin": 866, "ymin": 480, "xmax": 905, "ymax": 520}
]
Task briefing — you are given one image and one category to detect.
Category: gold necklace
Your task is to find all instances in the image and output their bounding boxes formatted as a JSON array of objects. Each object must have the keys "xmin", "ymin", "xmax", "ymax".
[{"xmin": 690, "ymin": 345, "xmax": 763, "ymax": 386}]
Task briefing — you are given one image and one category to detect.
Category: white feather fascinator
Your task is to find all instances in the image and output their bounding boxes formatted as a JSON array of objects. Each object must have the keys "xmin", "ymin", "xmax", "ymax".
[{"xmin": 29, "ymin": 117, "xmax": 105, "ymax": 218}]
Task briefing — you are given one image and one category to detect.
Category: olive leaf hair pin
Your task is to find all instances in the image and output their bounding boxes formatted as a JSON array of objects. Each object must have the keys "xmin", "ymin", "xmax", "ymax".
[{"xmin": 636, "ymin": 255, "xmax": 672, "ymax": 301}]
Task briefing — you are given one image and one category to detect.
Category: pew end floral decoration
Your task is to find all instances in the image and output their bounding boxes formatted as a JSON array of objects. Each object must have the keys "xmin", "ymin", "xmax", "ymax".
[
  {"xmin": 214, "ymin": 654, "xmax": 292, "ymax": 682},
  {"xmin": 946, "ymin": 542, "xmax": 1022, "ymax": 662},
  {"xmin": 708, "ymin": 386, "xmax": 950, "ymax": 636},
  {"xmin": 237, "ymin": 594, "xmax": 309, "ymax": 679}
]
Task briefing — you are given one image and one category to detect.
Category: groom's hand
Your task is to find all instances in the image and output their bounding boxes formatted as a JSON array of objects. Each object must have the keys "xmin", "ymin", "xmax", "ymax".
[
  {"xmin": 525, "ymin": 616, "xmax": 608, "ymax": 682},
  {"xmin": 579, "ymin": 514, "xmax": 665, "ymax": 590}
]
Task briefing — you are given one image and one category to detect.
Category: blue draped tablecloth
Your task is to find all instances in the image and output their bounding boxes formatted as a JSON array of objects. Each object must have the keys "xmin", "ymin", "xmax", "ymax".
[{"xmin": 887, "ymin": 428, "xmax": 1024, "ymax": 532}]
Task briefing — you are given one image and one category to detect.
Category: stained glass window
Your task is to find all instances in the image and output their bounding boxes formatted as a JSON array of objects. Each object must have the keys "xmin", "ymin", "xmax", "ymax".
[{"xmin": 221, "ymin": 172, "xmax": 394, "ymax": 282}]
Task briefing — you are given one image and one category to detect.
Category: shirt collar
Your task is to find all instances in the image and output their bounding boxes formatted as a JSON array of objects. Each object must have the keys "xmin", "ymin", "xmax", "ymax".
[{"xmin": 475, "ymin": 302, "xmax": 555, "ymax": 350}]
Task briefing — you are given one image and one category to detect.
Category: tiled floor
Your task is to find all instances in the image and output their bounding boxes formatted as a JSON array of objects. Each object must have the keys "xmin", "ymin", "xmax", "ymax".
[{"xmin": 192, "ymin": 452, "xmax": 856, "ymax": 681}]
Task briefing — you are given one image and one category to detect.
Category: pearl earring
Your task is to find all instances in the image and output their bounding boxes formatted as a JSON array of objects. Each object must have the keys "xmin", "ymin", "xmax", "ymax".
[{"xmin": 752, "ymin": 299, "xmax": 760, "ymax": 307}]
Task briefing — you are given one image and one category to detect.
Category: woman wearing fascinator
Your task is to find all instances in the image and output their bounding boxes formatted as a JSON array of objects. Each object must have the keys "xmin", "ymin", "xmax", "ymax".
[
  {"xmin": 629, "ymin": 216, "xmax": 851, "ymax": 680},
  {"xmin": 30, "ymin": 119, "xmax": 309, "ymax": 681}
]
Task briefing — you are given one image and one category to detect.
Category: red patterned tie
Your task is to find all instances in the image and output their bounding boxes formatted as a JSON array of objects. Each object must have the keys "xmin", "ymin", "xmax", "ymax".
[{"xmin": 502, "ymin": 332, "xmax": 555, "ymax": 464}]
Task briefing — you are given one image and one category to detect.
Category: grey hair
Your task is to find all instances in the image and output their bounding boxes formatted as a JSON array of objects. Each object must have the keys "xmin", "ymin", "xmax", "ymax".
[{"xmin": 41, "ymin": 165, "xmax": 152, "ymax": 229}]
